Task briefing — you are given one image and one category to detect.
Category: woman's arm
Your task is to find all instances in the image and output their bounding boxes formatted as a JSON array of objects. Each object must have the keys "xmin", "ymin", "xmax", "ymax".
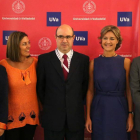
[
  {"xmin": 124, "ymin": 58, "xmax": 133, "ymax": 132},
  {"xmin": 85, "ymin": 60, "xmax": 94, "ymax": 133}
]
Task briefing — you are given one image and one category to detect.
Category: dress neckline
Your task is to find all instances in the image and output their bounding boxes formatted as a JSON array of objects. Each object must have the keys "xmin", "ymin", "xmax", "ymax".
[
  {"xmin": 4, "ymin": 57, "xmax": 35, "ymax": 71},
  {"xmin": 100, "ymin": 55, "xmax": 119, "ymax": 58}
]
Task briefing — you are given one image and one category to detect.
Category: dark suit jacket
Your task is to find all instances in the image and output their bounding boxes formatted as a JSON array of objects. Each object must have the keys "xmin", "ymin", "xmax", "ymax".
[
  {"xmin": 130, "ymin": 56, "xmax": 140, "ymax": 131},
  {"xmin": 37, "ymin": 50, "xmax": 89, "ymax": 131},
  {"xmin": 0, "ymin": 65, "xmax": 8, "ymax": 126}
]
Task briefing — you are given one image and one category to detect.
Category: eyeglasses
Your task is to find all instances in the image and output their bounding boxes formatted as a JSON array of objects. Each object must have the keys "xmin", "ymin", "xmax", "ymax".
[{"xmin": 56, "ymin": 35, "xmax": 74, "ymax": 40}]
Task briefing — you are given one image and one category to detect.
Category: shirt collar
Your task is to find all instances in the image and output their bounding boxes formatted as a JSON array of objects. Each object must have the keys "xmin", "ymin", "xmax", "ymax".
[{"xmin": 57, "ymin": 49, "xmax": 73, "ymax": 59}]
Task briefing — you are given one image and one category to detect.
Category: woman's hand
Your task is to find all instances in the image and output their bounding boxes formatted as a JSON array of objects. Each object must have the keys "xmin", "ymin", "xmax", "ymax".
[
  {"xmin": 0, "ymin": 128, "xmax": 4, "ymax": 136},
  {"xmin": 126, "ymin": 114, "xmax": 134, "ymax": 132},
  {"xmin": 85, "ymin": 118, "xmax": 92, "ymax": 133}
]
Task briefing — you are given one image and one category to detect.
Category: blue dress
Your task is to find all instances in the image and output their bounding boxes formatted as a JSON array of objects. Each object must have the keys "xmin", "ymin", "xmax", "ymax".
[{"xmin": 91, "ymin": 55, "xmax": 129, "ymax": 140}]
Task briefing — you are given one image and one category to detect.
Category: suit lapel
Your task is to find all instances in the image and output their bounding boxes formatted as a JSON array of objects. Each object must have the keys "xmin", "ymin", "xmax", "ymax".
[
  {"xmin": 51, "ymin": 51, "xmax": 64, "ymax": 80},
  {"xmin": 67, "ymin": 52, "xmax": 80, "ymax": 80}
]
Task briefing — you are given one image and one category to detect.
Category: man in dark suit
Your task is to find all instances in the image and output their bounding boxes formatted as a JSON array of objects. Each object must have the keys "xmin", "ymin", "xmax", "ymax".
[
  {"xmin": 37, "ymin": 24, "xmax": 89, "ymax": 140},
  {"xmin": 130, "ymin": 56, "xmax": 140, "ymax": 140}
]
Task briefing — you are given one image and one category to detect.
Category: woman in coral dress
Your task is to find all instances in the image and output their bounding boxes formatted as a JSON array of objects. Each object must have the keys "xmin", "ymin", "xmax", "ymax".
[{"xmin": 0, "ymin": 31, "xmax": 39, "ymax": 140}]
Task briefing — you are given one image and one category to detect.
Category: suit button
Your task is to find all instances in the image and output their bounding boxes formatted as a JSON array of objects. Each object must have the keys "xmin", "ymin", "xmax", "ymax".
[{"xmin": 65, "ymin": 82, "xmax": 69, "ymax": 85}]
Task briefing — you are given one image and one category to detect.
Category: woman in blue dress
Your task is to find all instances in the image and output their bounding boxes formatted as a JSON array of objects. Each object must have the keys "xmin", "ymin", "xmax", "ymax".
[{"xmin": 85, "ymin": 25, "xmax": 133, "ymax": 140}]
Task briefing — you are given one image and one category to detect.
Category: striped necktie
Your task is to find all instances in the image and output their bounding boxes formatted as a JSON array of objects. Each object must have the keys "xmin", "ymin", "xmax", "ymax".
[{"xmin": 62, "ymin": 54, "xmax": 68, "ymax": 80}]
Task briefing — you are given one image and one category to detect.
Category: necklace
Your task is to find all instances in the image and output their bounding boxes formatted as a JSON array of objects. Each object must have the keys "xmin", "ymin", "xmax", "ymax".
[{"xmin": 102, "ymin": 53, "xmax": 116, "ymax": 57}]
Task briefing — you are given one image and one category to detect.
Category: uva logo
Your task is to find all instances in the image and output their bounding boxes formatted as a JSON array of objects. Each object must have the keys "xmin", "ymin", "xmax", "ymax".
[
  {"xmin": 117, "ymin": 12, "xmax": 132, "ymax": 26},
  {"xmin": 74, "ymin": 31, "xmax": 88, "ymax": 46},
  {"xmin": 49, "ymin": 17, "xmax": 59, "ymax": 22},
  {"xmin": 5, "ymin": 36, "xmax": 9, "ymax": 41},
  {"xmin": 47, "ymin": 12, "xmax": 61, "ymax": 26},
  {"xmin": 3, "ymin": 31, "xmax": 16, "ymax": 45},
  {"xmin": 76, "ymin": 36, "xmax": 85, "ymax": 41},
  {"xmin": 120, "ymin": 17, "xmax": 130, "ymax": 22}
]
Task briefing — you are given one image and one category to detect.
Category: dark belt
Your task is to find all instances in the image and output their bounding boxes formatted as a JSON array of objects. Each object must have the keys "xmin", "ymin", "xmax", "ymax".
[{"xmin": 96, "ymin": 90, "xmax": 125, "ymax": 96}]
